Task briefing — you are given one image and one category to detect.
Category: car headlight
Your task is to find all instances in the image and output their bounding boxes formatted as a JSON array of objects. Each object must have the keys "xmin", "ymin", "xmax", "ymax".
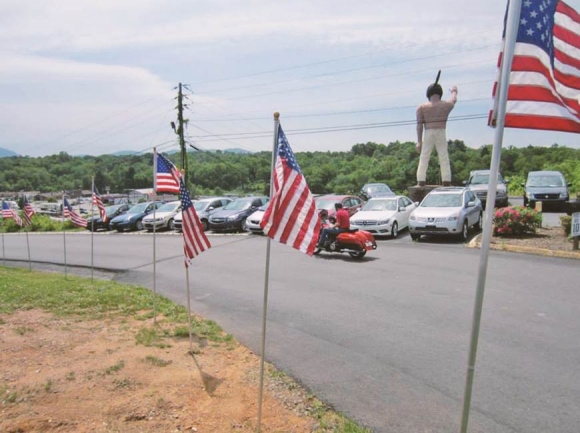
[
  {"xmin": 447, "ymin": 214, "xmax": 459, "ymax": 221},
  {"xmin": 378, "ymin": 218, "xmax": 390, "ymax": 225},
  {"xmin": 410, "ymin": 215, "xmax": 416, "ymax": 221},
  {"xmin": 560, "ymin": 193, "xmax": 567, "ymax": 198},
  {"xmin": 227, "ymin": 215, "xmax": 238, "ymax": 221},
  {"xmin": 526, "ymin": 192, "xmax": 534, "ymax": 199}
]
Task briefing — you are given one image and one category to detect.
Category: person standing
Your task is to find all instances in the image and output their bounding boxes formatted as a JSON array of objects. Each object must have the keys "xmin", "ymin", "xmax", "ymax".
[
  {"xmin": 416, "ymin": 77, "xmax": 458, "ymax": 187},
  {"xmin": 317, "ymin": 203, "xmax": 350, "ymax": 247}
]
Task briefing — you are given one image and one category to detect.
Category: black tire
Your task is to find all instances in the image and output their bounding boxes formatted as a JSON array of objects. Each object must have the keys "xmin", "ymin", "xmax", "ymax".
[
  {"xmin": 348, "ymin": 250, "xmax": 366, "ymax": 259},
  {"xmin": 136, "ymin": 220, "xmax": 144, "ymax": 231},
  {"xmin": 240, "ymin": 217, "xmax": 248, "ymax": 232},
  {"xmin": 410, "ymin": 233, "xmax": 421, "ymax": 242},
  {"xmin": 391, "ymin": 221, "xmax": 399, "ymax": 239},
  {"xmin": 201, "ymin": 219, "xmax": 209, "ymax": 231},
  {"xmin": 460, "ymin": 220, "xmax": 469, "ymax": 242},
  {"xmin": 168, "ymin": 219, "xmax": 175, "ymax": 231},
  {"xmin": 474, "ymin": 212, "xmax": 482, "ymax": 231}
]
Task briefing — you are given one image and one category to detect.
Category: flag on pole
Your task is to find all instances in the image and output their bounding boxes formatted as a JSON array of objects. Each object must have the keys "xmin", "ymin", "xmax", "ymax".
[
  {"xmin": 2, "ymin": 201, "xmax": 23, "ymax": 226},
  {"xmin": 178, "ymin": 177, "xmax": 211, "ymax": 266},
  {"xmin": 63, "ymin": 198, "xmax": 88, "ymax": 228},
  {"xmin": 489, "ymin": 0, "xmax": 580, "ymax": 132},
  {"xmin": 154, "ymin": 151, "xmax": 181, "ymax": 194},
  {"xmin": 260, "ymin": 125, "xmax": 320, "ymax": 256},
  {"xmin": 22, "ymin": 198, "xmax": 35, "ymax": 226},
  {"xmin": 92, "ymin": 186, "xmax": 108, "ymax": 223}
]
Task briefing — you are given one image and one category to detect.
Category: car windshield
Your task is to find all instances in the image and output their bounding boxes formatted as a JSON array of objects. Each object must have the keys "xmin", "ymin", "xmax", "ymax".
[
  {"xmin": 527, "ymin": 175, "xmax": 564, "ymax": 187},
  {"xmin": 470, "ymin": 174, "xmax": 504, "ymax": 185},
  {"xmin": 128, "ymin": 203, "xmax": 149, "ymax": 213},
  {"xmin": 156, "ymin": 202, "xmax": 180, "ymax": 212},
  {"xmin": 315, "ymin": 199, "xmax": 340, "ymax": 210},
  {"xmin": 223, "ymin": 199, "xmax": 252, "ymax": 211},
  {"xmin": 105, "ymin": 205, "xmax": 123, "ymax": 216},
  {"xmin": 421, "ymin": 193, "xmax": 463, "ymax": 207},
  {"xmin": 362, "ymin": 199, "xmax": 397, "ymax": 211},
  {"xmin": 193, "ymin": 201, "xmax": 209, "ymax": 211},
  {"xmin": 366, "ymin": 184, "xmax": 393, "ymax": 194}
]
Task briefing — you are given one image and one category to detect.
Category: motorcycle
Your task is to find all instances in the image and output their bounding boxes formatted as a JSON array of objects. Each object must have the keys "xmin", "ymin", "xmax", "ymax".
[{"xmin": 314, "ymin": 213, "xmax": 377, "ymax": 259}]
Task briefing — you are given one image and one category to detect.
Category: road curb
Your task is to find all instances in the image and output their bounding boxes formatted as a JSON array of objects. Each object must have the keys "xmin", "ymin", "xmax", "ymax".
[{"xmin": 467, "ymin": 234, "xmax": 580, "ymax": 260}]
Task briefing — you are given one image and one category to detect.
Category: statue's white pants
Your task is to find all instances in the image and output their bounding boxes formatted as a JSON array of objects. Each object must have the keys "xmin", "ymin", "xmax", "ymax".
[{"xmin": 416, "ymin": 128, "xmax": 451, "ymax": 183}]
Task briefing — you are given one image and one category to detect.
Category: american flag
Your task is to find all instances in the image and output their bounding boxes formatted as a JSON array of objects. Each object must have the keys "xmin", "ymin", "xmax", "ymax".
[
  {"xmin": 2, "ymin": 200, "xmax": 23, "ymax": 226},
  {"xmin": 155, "ymin": 151, "xmax": 181, "ymax": 194},
  {"xmin": 260, "ymin": 125, "xmax": 320, "ymax": 256},
  {"xmin": 178, "ymin": 177, "xmax": 211, "ymax": 266},
  {"xmin": 489, "ymin": 0, "xmax": 580, "ymax": 132},
  {"xmin": 92, "ymin": 186, "xmax": 107, "ymax": 223},
  {"xmin": 22, "ymin": 197, "xmax": 35, "ymax": 226},
  {"xmin": 63, "ymin": 197, "xmax": 88, "ymax": 228}
]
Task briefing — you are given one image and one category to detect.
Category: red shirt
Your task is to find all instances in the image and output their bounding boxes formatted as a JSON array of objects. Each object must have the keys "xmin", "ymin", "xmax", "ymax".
[{"xmin": 335, "ymin": 208, "xmax": 350, "ymax": 229}]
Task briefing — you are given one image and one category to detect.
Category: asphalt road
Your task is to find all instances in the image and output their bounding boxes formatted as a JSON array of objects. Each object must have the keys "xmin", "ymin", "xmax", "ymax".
[{"xmin": 2, "ymin": 229, "xmax": 579, "ymax": 433}]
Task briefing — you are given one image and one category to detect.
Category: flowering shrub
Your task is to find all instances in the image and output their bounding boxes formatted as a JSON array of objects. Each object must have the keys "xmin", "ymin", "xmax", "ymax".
[{"xmin": 493, "ymin": 206, "xmax": 542, "ymax": 237}]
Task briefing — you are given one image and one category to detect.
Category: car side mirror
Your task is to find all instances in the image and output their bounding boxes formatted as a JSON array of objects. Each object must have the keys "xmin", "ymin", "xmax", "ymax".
[
  {"xmin": 399, "ymin": 206, "xmax": 406, "ymax": 211},
  {"xmin": 414, "ymin": 202, "xmax": 419, "ymax": 206},
  {"xmin": 208, "ymin": 206, "xmax": 214, "ymax": 211},
  {"xmin": 504, "ymin": 178, "xmax": 510, "ymax": 184},
  {"xmin": 568, "ymin": 183, "xmax": 572, "ymax": 187},
  {"xmin": 462, "ymin": 180, "xmax": 467, "ymax": 186},
  {"xmin": 467, "ymin": 201, "xmax": 476, "ymax": 208},
  {"xmin": 520, "ymin": 183, "xmax": 525, "ymax": 187}
]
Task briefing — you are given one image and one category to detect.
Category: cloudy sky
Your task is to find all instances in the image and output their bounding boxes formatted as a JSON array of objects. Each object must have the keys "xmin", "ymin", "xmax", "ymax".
[{"xmin": 1, "ymin": 0, "xmax": 578, "ymax": 157}]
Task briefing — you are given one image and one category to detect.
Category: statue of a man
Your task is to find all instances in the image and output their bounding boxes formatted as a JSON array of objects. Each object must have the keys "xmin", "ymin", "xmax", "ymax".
[{"xmin": 416, "ymin": 74, "xmax": 458, "ymax": 187}]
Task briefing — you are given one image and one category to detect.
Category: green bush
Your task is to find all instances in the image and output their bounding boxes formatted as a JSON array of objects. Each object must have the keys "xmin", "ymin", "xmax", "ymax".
[
  {"xmin": 493, "ymin": 206, "xmax": 542, "ymax": 237},
  {"xmin": 1, "ymin": 214, "xmax": 79, "ymax": 233}
]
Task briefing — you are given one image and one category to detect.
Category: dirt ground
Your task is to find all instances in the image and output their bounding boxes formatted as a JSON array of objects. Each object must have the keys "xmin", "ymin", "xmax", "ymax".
[
  {"xmin": 0, "ymin": 310, "xmax": 322, "ymax": 433},
  {"xmin": 489, "ymin": 226, "xmax": 577, "ymax": 252}
]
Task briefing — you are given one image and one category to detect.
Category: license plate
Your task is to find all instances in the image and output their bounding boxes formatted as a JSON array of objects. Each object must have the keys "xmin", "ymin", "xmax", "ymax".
[{"xmin": 426, "ymin": 225, "xmax": 436, "ymax": 228}]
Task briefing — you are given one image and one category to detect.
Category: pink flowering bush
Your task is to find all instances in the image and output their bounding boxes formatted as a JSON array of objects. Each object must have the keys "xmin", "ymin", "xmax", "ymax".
[{"xmin": 493, "ymin": 206, "xmax": 542, "ymax": 237}]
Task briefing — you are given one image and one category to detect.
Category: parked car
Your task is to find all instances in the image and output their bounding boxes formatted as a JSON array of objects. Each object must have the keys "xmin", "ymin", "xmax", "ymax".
[
  {"xmin": 174, "ymin": 197, "xmax": 233, "ymax": 232},
  {"xmin": 245, "ymin": 204, "xmax": 269, "ymax": 234},
  {"xmin": 463, "ymin": 169, "xmax": 509, "ymax": 208},
  {"xmin": 109, "ymin": 201, "xmax": 164, "ymax": 232},
  {"xmin": 350, "ymin": 195, "xmax": 417, "ymax": 238},
  {"xmin": 315, "ymin": 194, "xmax": 364, "ymax": 219},
  {"xmin": 521, "ymin": 170, "xmax": 570, "ymax": 210},
  {"xmin": 142, "ymin": 200, "xmax": 181, "ymax": 232},
  {"xmin": 85, "ymin": 203, "xmax": 130, "ymax": 232},
  {"xmin": 409, "ymin": 187, "xmax": 482, "ymax": 242},
  {"xmin": 209, "ymin": 196, "xmax": 269, "ymax": 232},
  {"xmin": 359, "ymin": 183, "xmax": 395, "ymax": 201}
]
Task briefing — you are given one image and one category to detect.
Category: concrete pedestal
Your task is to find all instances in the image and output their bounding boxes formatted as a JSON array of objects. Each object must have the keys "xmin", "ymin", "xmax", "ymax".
[{"xmin": 408, "ymin": 185, "xmax": 441, "ymax": 203}]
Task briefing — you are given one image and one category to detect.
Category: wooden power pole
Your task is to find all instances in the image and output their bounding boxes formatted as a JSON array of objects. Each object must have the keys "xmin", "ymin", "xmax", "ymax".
[{"xmin": 176, "ymin": 83, "xmax": 187, "ymax": 186}]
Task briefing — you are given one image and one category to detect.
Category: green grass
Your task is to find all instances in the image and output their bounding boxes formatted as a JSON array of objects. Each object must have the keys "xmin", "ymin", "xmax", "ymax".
[{"xmin": 144, "ymin": 355, "xmax": 172, "ymax": 367}]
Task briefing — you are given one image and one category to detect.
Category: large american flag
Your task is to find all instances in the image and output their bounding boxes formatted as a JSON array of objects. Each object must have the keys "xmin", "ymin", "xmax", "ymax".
[
  {"xmin": 63, "ymin": 197, "xmax": 88, "ymax": 228},
  {"xmin": 155, "ymin": 151, "xmax": 181, "ymax": 194},
  {"xmin": 260, "ymin": 125, "xmax": 320, "ymax": 256},
  {"xmin": 489, "ymin": 0, "xmax": 580, "ymax": 132},
  {"xmin": 92, "ymin": 186, "xmax": 107, "ymax": 223},
  {"xmin": 22, "ymin": 197, "xmax": 35, "ymax": 226},
  {"xmin": 2, "ymin": 200, "xmax": 23, "ymax": 226},
  {"xmin": 178, "ymin": 177, "xmax": 211, "ymax": 266}
]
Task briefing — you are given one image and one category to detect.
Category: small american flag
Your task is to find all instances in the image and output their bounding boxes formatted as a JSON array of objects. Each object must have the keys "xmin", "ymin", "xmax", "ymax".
[
  {"xmin": 155, "ymin": 151, "xmax": 181, "ymax": 194},
  {"xmin": 63, "ymin": 198, "xmax": 88, "ymax": 228},
  {"xmin": 2, "ymin": 200, "xmax": 23, "ymax": 226},
  {"xmin": 178, "ymin": 177, "xmax": 211, "ymax": 266},
  {"xmin": 490, "ymin": 0, "xmax": 580, "ymax": 132},
  {"xmin": 22, "ymin": 198, "xmax": 35, "ymax": 226},
  {"xmin": 92, "ymin": 186, "xmax": 107, "ymax": 223},
  {"xmin": 260, "ymin": 125, "xmax": 320, "ymax": 256}
]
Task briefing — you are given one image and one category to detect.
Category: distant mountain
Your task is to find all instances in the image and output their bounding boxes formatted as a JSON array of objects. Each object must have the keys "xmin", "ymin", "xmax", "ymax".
[
  {"xmin": 0, "ymin": 147, "xmax": 18, "ymax": 157},
  {"xmin": 224, "ymin": 148, "xmax": 252, "ymax": 154},
  {"xmin": 110, "ymin": 150, "xmax": 136, "ymax": 156}
]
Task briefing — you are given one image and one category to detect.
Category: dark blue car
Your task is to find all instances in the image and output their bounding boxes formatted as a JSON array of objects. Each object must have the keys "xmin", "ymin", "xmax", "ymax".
[
  {"xmin": 208, "ymin": 196, "xmax": 269, "ymax": 232},
  {"xmin": 109, "ymin": 201, "xmax": 164, "ymax": 232}
]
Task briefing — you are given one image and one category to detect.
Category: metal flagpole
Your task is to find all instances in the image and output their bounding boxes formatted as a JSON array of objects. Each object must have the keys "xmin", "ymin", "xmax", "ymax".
[
  {"xmin": 91, "ymin": 177, "xmax": 95, "ymax": 283},
  {"xmin": 185, "ymin": 266, "xmax": 193, "ymax": 352},
  {"xmin": 152, "ymin": 148, "xmax": 158, "ymax": 324},
  {"xmin": 257, "ymin": 111, "xmax": 280, "ymax": 433},
  {"xmin": 460, "ymin": 1, "xmax": 522, "ymax": 431},
  {"xmin": 1, "ymin": 218, "xmax": 5, "ymax": 266},
  {"xmin": 26, "ymin": 230, "xmax": 31, "ymax": 271},
  {"xmin": 62, "ymin": 193, "xmax": 68, "ymax": 279}
]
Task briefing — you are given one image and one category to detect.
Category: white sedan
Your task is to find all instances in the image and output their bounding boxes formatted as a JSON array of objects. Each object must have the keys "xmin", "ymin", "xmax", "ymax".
[
  {"xmin": 349, "ymin": 195, "xmax": 417, "ymax": 238},
  {"xmin": 245, "ymin": 205, "xmax": 268, "ymax": 234}
]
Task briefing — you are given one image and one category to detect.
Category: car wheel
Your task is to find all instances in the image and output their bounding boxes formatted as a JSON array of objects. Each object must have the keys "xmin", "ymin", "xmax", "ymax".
[
  {"xmin": 136, "ymin": 220, "xmax": 144, "ymax": 231},
  {"xmin": 201, "ymin": 219, "xmax": 209, "ymax": 231},
  {"xmin": 240, "ymin": 217, "xmax": 248, "ymax": 232},
  {"xmin": 391, "ymin": 222, "xmax": 399, "ymax": 239},
  {"xmin": 410, "ymin": 233, "xmax": 421, "ymax": 242},
  {"xmin": 348, "ymin": 250, "xmax": 366, "ymax": 259},
  {"xmin": 460, "ymin": 220, "xmax": 469, "ymax": 242},
  {"xmin": 474, "ymin": 212, "xmax": 482, "ymax": 231},
  {"xmin": 168, "ymin": 219, "xmax": 175, "ymax": 231},
  {"xmin": 116, "ymin": 228, "xmax": 123, "ymax": 233}
]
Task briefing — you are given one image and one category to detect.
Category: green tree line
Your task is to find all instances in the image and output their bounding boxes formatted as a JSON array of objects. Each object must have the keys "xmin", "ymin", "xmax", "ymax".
[{"xmin": 1, "ymin": 141, "xmax": 579, "ymax": 198}]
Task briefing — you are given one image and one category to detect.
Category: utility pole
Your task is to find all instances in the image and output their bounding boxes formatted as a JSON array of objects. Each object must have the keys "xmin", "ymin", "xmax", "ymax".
[{"xmin": 176, "ymin": 83, "xmax": 188, "ymax": 186}]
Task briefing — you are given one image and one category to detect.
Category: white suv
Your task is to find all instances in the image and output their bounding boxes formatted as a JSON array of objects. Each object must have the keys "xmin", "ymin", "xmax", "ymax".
[{"xmin": 409, "ymin": 187, "xmax": 483, "ymax": 242}]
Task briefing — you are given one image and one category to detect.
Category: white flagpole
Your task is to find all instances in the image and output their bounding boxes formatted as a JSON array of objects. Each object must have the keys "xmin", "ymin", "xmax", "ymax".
[
  {"xmin": 62, "ymin": 193, "xmax": 68, "ymax": 279},
  {"xmin": 460, "ymin": 1, "xmax": 522, "ymax": 431},
  {"xmin": 257, "ymin": 111, "xmax": 280, "ymax": 433},
  {"xmin": 91, "ymin": 177, "xmax": 95, "ymax": 283},
  {"xmin": 1, "ymin": 217, "xmax": 5, "ymax": 266},
  {"xmin": 185, "ymin": 266, "xmax": 193, "ymax": 352},
  {"xmin": 152, "ymin": 148, "xmax": 158, "ymax": 324},
  {"xmin": 25, "ymin": 230, "xmax": 31, "ymax": 271}
]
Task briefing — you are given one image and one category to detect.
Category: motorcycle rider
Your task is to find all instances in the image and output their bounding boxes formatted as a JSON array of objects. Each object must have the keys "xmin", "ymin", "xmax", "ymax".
[{"xmin": 317, "ymin": 202, "xmax": 350, "ymax": 248}]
